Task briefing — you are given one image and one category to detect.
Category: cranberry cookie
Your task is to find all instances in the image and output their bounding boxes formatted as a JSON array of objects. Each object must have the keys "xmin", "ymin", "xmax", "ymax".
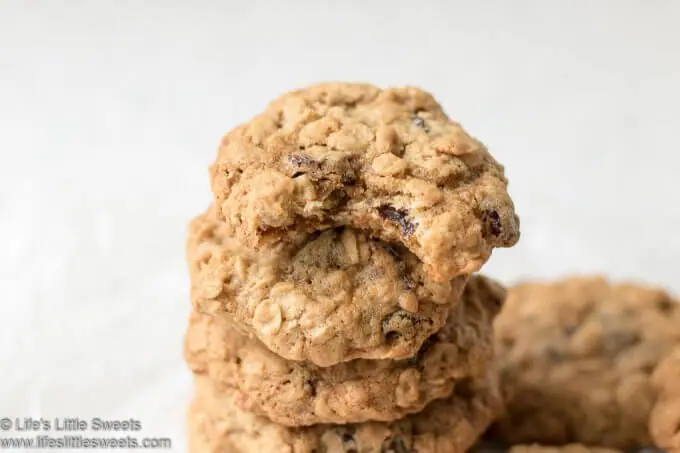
[
  {"xmin": 489, "ymin": 277, "xmax": 680, "ymax": 449},
  {"xmin": 210, "ymin": 83, "xmax": 519, "ymax": 283},
  {"xmin": 184, "ymin": 274, "xmax": 504, "ymax": 426},
  {"xmin": 188, "ymin": 206, "xmax": 468, "ymax": 367}
]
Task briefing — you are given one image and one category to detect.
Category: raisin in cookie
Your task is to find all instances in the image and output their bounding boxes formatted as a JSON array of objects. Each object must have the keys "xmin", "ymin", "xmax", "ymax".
[
  {"xmin": 488, "ymin": 276, "xmax": 680, "ymax": 449},
  {"xmin": 188, "ymin": 206, "xmax": 468, "ymax": 367},
  {"xmin": 209, "ymin": 83, "xmax": 519, "ymax": 283},
  {"xmin": 650, "ymin": 345, "xmax": 680, "ymax": 452},
  {"xmin": 187, "ymin": 370, "xmax": 502, "ymax": 453},
  {"xmin": 184, "ymin": 274, "xmax": 504, "ymax": 426}
]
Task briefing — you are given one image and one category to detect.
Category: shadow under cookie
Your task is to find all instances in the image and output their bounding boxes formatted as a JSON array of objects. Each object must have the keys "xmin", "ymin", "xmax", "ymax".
[{"xmin": 185, "ymin": 274, "xmax": 505, "ymax": 426}]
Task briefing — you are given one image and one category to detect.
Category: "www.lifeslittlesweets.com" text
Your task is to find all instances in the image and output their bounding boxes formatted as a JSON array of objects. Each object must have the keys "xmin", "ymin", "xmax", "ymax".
[{"xmin": 0, "ymin": 435, "xmax": 172, "ymax": 449}]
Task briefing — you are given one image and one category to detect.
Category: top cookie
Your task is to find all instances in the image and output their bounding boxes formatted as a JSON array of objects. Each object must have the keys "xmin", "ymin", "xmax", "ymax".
[
  {"xmin": 210, "ymin": 83, "xmax": 520, "ymax": 282},
  {"xmin": 649, "ymin": 345, "xmax": 680, "ymax": 452},
  {"xmin": 489, "ymin": 276, "xmax": 680, "ymax": 450}
]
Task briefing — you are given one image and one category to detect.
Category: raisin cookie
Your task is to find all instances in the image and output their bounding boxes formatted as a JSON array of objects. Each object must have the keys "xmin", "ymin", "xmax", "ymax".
[
  {"xmin": 650, "ymin": 345, "xmax": 680, "ymax": 452},
  {"xmin": 188, "ymin": 206, "xmax": 468, "ymax": 367},
  {"xmin": 185, "ymin": 274, "xmax": 505, "ymax": 426},
  {"xmin": 209, "ymin": 83, "xmax": 519, "ymax": 283},
  {"xmin": 489, "ymin": 276, "xmax": 680, "ymax": 449},
  {"xmin": 187, "ymin": 370, "xmax": 503, "ymax": 453}
]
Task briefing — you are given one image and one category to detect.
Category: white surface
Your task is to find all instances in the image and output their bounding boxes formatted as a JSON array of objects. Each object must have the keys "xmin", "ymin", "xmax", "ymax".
[{"xmin": 1, "ymin": 1, "xmax": 679, "ymax": 451}]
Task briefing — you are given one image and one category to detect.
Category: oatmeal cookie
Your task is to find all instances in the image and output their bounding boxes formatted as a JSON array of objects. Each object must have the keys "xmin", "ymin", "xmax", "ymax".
[
  {"xmin": 489, "ymin": 276, "xmax": 680, "ymax": 449},
  {"xmin": 187, "ymin": 370, "xmax": 502, "ymax": 453},
  {"xmin": 209, "ymin": 82, "xmax": 519, "ymax": 283},
  {"xmin": 188, "ymin": 206, "xmax": 468, "ymax": 367},
  {"xmin": 184, "ymin": 274, "xmax": 504, "ymax": 426},
  {"xmin": 650, "ymin": 345, "xmax": 680, "ymax": 452}
]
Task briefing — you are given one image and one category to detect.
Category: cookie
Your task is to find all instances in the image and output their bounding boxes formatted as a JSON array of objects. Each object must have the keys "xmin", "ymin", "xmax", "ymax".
[
  {"xmin": 508, "ymin": 446, "xmax": 621, "ymax": 453},
  {"xmin": 489, "ymin": 276, "xmax": 680, "ymax": 449},
  {"xmin": 184, "ymin": 274, "xmax": 505, "ymax": 426},
  {"xmin": 187, "ymin": 370, "xmax": 503, "ymax": 453},
  {"xmin": 188, "ymin": 206, "xmax": 469, "ymax": 367},
  {"xmin": 209, "ymin": 82, "xmax": 519, "ymax": 283},
  {"xmin": 650, "ymin": 345, "xmax": 680, "ymax": 452}
]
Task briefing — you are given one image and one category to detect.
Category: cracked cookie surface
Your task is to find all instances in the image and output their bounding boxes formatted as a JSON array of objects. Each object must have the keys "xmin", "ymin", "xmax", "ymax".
[
  {"xmin": 650, "ymin": 345, "xmax": 680, "ymax": 452},
  {"xmin": 184, "ymin": 275, "xmax": 505, "ymax": 426},
  {"xmin": 209, "ymin": 82, "xmax": 519, "ymax": 283},
  {"xmin": 187, "ymin": 370, "xmax": 502, "ymax": 453},
  {"xmin": 488, "ymin": 276, "xmax": 680, "ymax": 449},
  {"xmin": 187, "ymin": 206, "xmax": 468, "ymax": 367}
]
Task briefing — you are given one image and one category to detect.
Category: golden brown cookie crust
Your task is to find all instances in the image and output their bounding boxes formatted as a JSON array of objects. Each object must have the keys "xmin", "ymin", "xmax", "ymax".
[
  {"xmin": 489, "ymin": 276, "xmax": 680, "ymax": 449},
  {"xmin": 184, "ymin": 275, "xmax": 505, "ymax": 426},
  {"xmin": 650, "ymin": 346, "xmax": 680, "ymax": 453},
  {"xmin": 209, "ymin": 82, "xmax": 519, "ymax": 283},
  {"xmin": 187, "ymin": 206, "xmax": 469, "ymax": 367},
  {"xmin": 187, "ymin": 370, "xmax": 503, "ymax": 453}
]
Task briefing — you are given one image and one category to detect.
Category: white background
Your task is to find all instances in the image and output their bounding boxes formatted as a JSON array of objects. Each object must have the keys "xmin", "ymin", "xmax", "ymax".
[{"xmin": 1, "ymin": 1, "xmax": 679, "ymax": 451}]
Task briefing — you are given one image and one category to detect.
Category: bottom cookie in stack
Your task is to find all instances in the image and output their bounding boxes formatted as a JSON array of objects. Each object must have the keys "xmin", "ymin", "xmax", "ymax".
[{"xmin": 188, "ymin": 371, "xmax": 502, "ymax": 453}]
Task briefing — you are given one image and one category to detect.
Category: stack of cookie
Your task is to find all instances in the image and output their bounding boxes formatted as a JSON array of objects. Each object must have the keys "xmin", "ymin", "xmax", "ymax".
[{"xmin": 183, "ymin": 83, "xmax": 520, "ymax": 452}]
